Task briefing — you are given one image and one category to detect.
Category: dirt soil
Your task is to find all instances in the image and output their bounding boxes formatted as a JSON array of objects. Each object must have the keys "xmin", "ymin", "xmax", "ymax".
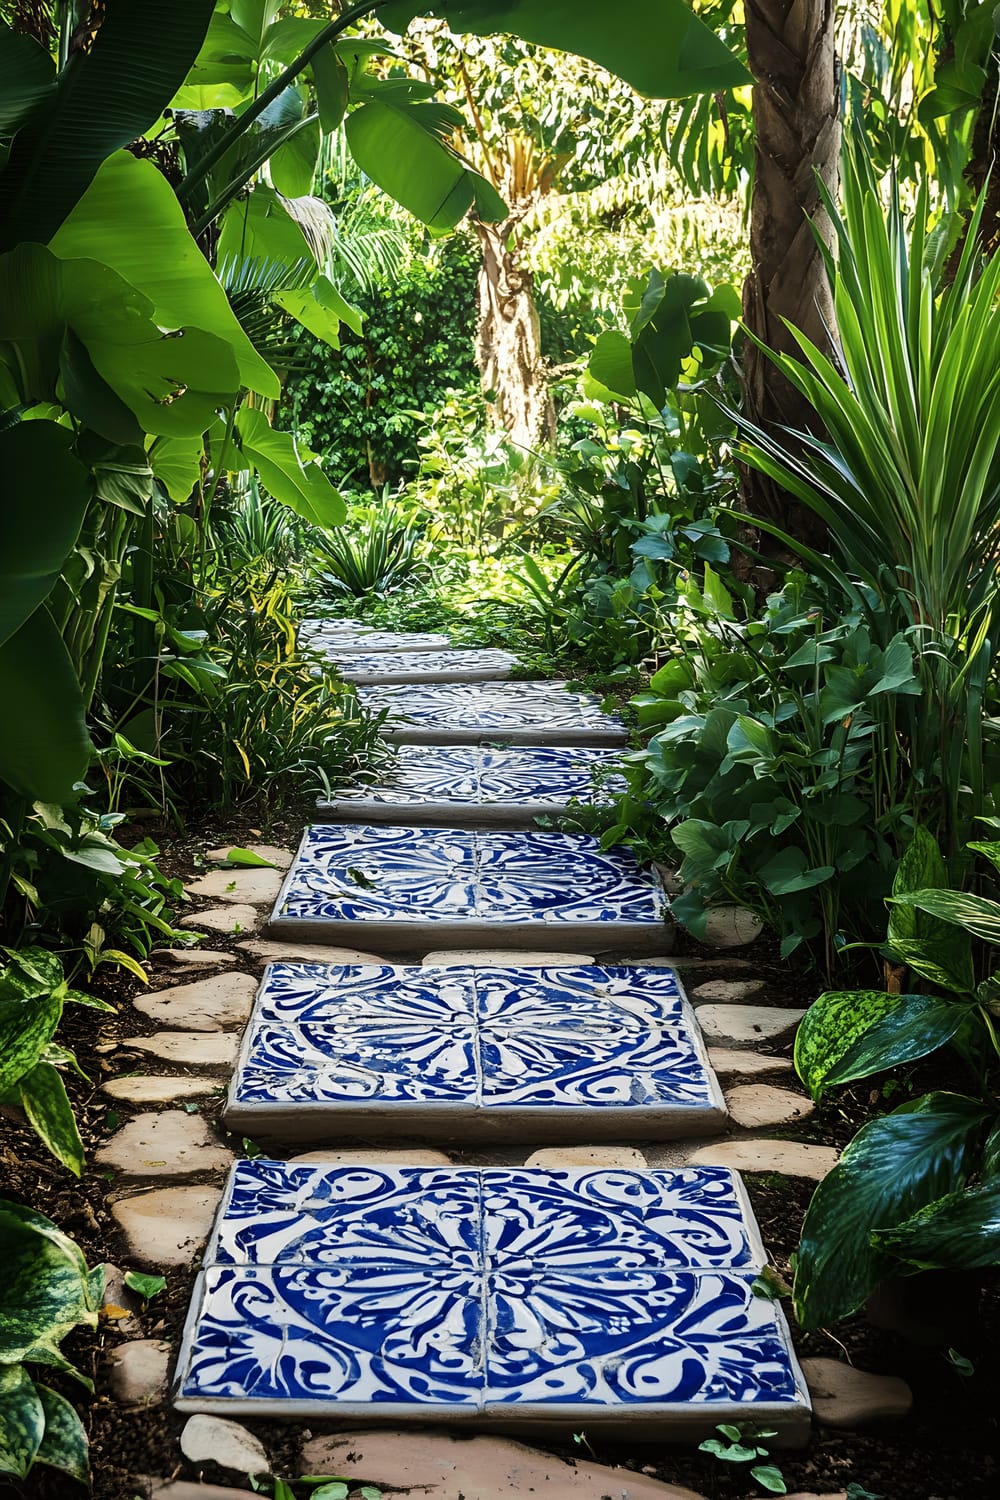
[{"xmin": 1, "ymin": 810, "xmax": 997, "ymax": 1500}]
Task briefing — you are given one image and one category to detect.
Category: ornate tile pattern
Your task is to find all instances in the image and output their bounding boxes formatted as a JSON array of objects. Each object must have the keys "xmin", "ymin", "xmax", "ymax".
[
  {"xmin": 225, "ymin": 963, "xmax": 724, "ymax": 1135},
  {"xmin": 174, "ymin": 1163, "xmax": 810, "ymax": 1432},
  {"xmin": 269, "ymin": 827, "xmax": 667, "ymax": 942},
  {"xmin": 302, "ymin": 625, "xmax": 453, "ymax": 655},
  {"xmin": 358, "ymin": 681, "xmax": 627, "ymax": 744},
  {"xmin": 320, "ymin": 746, "xmax": 625, "ymax": 815},
  {"xmin": 333, "ymin": 649, "xmax": 517, "ymax": 685}
]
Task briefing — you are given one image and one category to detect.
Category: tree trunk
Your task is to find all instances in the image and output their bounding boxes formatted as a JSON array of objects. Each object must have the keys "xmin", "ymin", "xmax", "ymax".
[
  {"xmin": 473, "ymin": 216, "xmax": 555, "ymax": 457},
  {"xmin": 740, "ymin": 0, "xmax": 840, "ymax": 561}
]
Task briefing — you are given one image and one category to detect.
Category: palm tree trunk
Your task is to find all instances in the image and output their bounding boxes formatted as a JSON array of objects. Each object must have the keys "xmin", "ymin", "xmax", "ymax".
[
  {"xmin": 741, "ymin": 0, "xmax": 840, "ymax": 559},
  {"xmin": 473, "ymin": 216, "xmax": 555, "ymax": 457}
]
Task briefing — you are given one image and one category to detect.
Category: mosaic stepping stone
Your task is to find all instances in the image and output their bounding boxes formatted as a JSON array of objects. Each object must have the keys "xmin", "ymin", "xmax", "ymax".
[
  {"xmin": 268, "ymin": 825, "xmax": 670, "ymax": 953},
  {"xmin": 173, "ymin": 1161, "xmax": 811, "ymax": 1440},
  {"xmin": 359, "ymin": 680, "xmax": 627, "ymax": 746},
  {"xmin": 317, "ymin": 746, "xmax": 625, "ymax": 826},
  {"xmin": 224, "ymin": 962, "xmax": 726, "ymax": 1142},
  {"xmin": 333, "ymin": 648, "xmax": 517, "ymax": 686},
  {"xmin": 303, "ymin": 626, "xmax": 453, "ymax": 655}
]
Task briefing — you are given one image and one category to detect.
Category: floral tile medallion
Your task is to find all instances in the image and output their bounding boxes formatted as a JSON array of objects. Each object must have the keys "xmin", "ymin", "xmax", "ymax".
[{"xmin": 174, "ymin": 1163, "xmax": 810, "ymax": 1435}]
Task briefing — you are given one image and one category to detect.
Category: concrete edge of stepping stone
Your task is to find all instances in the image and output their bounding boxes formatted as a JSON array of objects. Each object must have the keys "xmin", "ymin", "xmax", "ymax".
[
  {"xmin": 799, "ymin": 1357, "xmax": 914, "ymax": 1427},
  {"xmin": 421, "ymin": 948, "xmax": 597, "ymax": 966},
  {"xmin": 314, "ymin": 798, "xmax": 599, "ymax": 828},
  {"xmin": 300, "ymin": 1430, "xmax": 713, "ymax": 1500},
  {"xmin": 266, "ymin": 914, "xmax": 674, "ymax": 956},
  {"xmin": 380, "ymin": 723, "xmax": 630, "ymax": 747}
]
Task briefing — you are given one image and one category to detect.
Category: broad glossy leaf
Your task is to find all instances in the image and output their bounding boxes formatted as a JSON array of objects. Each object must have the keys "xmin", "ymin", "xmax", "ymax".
[
  {"xmin": 275, "ymin": 276, "xmax": 363, "ymax": 350},
  {"xmin": 0, "ymin": 980, "xmax": 63, "ymax": 1096},
  {"xmin": 0, "ymin": 1210, "xmax": 95, "ymax": 1361},
  {"xmin": 758, "ymin": 847, "xmax": 835, "ymax": 896},
  {"xmin": 885, "ymin": 936, "xmax": 975, "ymax": 996},
  {"xmin": 588, "ymin": 330, "xmax": 636, "ymax": 399},
  {"xmin": 794, "ymin": 990, "xmax": 902, "ymax": 1100},
  {"xmin": 794, "ymin": 1093, "xmax": 988, "ymax": 1329},
  {"xmin": 873, "ymin": 1174, "xmax": 1000, "ymax": 1270},
  {"xmin": 0, "ymin": 22, "xmax": 54, "ymax": 133},
  {"xmin": 270, "ymin": 117, "xmax": 321, "ymax": 198},
  {"xmin": 311, "ymin": 44, "xmax": 350, "ymax": 132},
  {"xmin": 0, "ymin": 1366, "xmax": 44, "ymax": 1480},
  {"xmin": 891, "ymin": 888, "xmax": 1000, "ymax": 945},
  {"xmin": 0, "ymin": 0, "xmax": 216, "ymax": 248},
  {"xmin": 345, "ymin": 99, "xmax": 506, "ymax": 232},
  {"xmin": 34, "ymin": 1386, "xmax": 88, "ymax": 1485},
  {"xmin": 887, "ymin": 825, "xmax": 950, "ymax": 944},
  {"xmin": 50, "ymin": 153, "xmax": 278, "ymax": 398},
  {"xmin": 0, "ymin": 607, "xmax": 93, "ymax": 803},
  {"xmin": 235, "ymin": 410, "xmax": 346, "ymax": 529},
  {"xmin": 18, "ymin": 1063, "xmax": 86, "ymax": 1177},
  {"xmin": 0, "ymin": 422, "xmax": 89, "ymax": 652},
  {"xmin": 148, "ymin": 433, "xmax": 204, "ymax": 504},
  {"xmin": 381, "ymin": 0, "xmax": 749, "ymax": 99},
  {"xmin": 825, "ymin": 995, "xmax": 967, "ymax": 1087}
]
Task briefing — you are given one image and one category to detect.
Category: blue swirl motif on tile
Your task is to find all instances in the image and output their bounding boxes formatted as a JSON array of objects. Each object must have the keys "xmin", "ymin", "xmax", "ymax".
[
  {"xmin": 181, "ymin": 1264, "xmax": 484, "ymax": 1404},
  {"xmin": 238, "ymin": 1021, "xmax": 478, "ymax": 1103},
  {"xmin": 255, "ymin": 963, "xmax": 476, "ymax": 1024},
  {"xmin": 484, "ymin": 1270, "xmax": 799, "ymax": 1406},
  {"xmin": 357, "ymin": 680, "xmax": 621, "ymax": 730},
  {"xmin": 479, "ymin": 1030, "xmax": 714, "ymax": 1108},
  {"xmin": 481, "ymin": 1168, "xmax": 754, "ymax": 1271},
  {"xmin": 213, "ymin": 1163, "xmax": 482, "ymax": 1267},
  {"xmin": 335, "ymin": 648, "xmax": 515, "ymax": 678},
  {"xmin": 279, "ymin": 828, "xmax": 664, "ymax": 926},
  {"xmin": 330, "ymin": 747, "xmax": 625, "ymax": 808},
  {"xmin": 474, "ymin": 965, "xmax": 684, "ymax": 1029}
]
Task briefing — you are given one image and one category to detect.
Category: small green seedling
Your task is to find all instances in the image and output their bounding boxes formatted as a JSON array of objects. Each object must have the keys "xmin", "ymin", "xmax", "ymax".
[
  {"xmin": 221, "ymin": 848, "xmax": 278, "ymax": 869},
  {"xmin": 751, "ymin": 1265, "xmax": 792, "ymax": 1301},
  {"xmin": 123, "ymin": 1271, "xmax": 167, "ymax": 1304},
  {"xmin": 946, "ymin": 1347, "xmax": 975, "ymax": 1377},
  {"xmin": 698, "ymin": 1424, "xmax": 786, "ymax": 1494},
  {"xmin": 572, "ymin": 1431, "xmax": 597, "ymax": 1459},
  {"xmin": 845, "ymin": 1485, "xmax": 884, "ymax": 1500},
  {"xmin": 302, "ymin": 1476, "xmax": 382, "ymax": 1499}
]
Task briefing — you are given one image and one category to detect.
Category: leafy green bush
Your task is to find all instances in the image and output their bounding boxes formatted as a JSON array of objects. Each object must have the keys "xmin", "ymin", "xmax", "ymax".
[
  {"xmin": 792, "ymin": 827, "xmax": 1000, "ymax": 1329},
  {"xmin": 607, "ymin": 570, "xmax": 921, "ymax": 970},
  {"xmin": 309, "ymin": 497, "xmax": 428, "ymax": 597},
  {"xmin": 0, "ymin": 1200, "xmax": 100, "ymax": 1484},
  {"xmin": 286, "ymin": 237, "xmax": 481, "ymax": 490}
]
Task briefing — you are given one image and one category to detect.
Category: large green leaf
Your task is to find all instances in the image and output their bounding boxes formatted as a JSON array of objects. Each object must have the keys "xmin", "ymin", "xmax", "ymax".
[
  {"xmin": 588, "ymin": 330, "xmax": 637, "ymax": 400},
  {"xmin": 0, "ymin": 423, "xmax": 90, "ymax": 652},
  {"xmin": 0, "ymin": 1209, "xmax": 94, "ymax": 1363},
  {"xmin": 345, "ymin": 98, "xmax": 506, "ymax": 232},
  {"xmin": 0, "ymin": 978, "xmax": 63, "ymax": 1096},
  {"xmin": 873, "ymin": 1174, "xmax": 1000, "ymax": 1271},
  {"xmin": 18, "ymin": 1063, "xmax": 85, "ymax": 1177},
  {"xmin": 0, "ymin": 21, "xmax": 55, "ymax": 133},
  {"xmin": 824, "ymin": 995, "xmax": 968, "ymax": 1087},
  {"xmin": 34, "ymin": 1386, "xmax": 88, "ymax": 1485},
  {"xmin": 234, "ymin": 410, "xmax": 346, "ymax": 529},
  {"xmin": 274, "ymin": 276, "xmax": 363, "ymax": 350},
  {"xmin": 891, "ymin": 887, "xmax": 1000, "ymax": 945},
  {"xmin": 0, "ymin": 608, "xmax": 93, "ymax": 802},
  {"xmin": 886, "ymin": 827, "xmax": 973, "ymax": 989},
  {"xmin": 381, "ymin": 1, "xmax": 749, "ymax": 99},
  {"xmin": 0, "ymin": 243, "xmax": 242, "ymax": 439},
  {"xmin": 0, "ymin": 0, "xmax": 217, "ymax": 249},
  {"xmin": 50, "ymin": 152, "xmax": 278, "ymax": 398},
  {"xmin": 0, "ymin": 1367, "xmax": 44, "ymax": 1480},
  {"xmin": 794, "ymin": 989, "xmax": 903, "ymax": 1101},
  {"xmin": 794, "ymin": 1093, "xmax": 989, "ymax": 1329}
]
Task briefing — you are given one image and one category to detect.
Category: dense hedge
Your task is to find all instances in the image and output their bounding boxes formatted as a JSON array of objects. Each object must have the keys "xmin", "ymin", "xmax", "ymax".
[{"xmin": 285, "ymin": 236, "xmax": 481, "ymax": 491}]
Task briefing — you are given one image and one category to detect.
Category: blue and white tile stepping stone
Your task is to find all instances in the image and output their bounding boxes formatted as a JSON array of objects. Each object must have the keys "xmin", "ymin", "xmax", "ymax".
[
  {"xmin": 333, "ymin": 648, "xmax": 517, "ymax": 686},
  {"xmin": 302, "ymin": 624, "xmax": 453, "ymax": 655},
  {"xmin": 173, "ymin": 1160, "xmax": 811, "ymax": 1440},
  {"xmin": 317, "ymin": 746, "xmax": 625, "ymax": 825},
  {"xmin": 268, "ymin": 826, "xmax": 670, "ymax": 953},
  {"xmin": 358, "ymin": 680, "xmax": 628, "ymax": 746},
  {"xmin": 224, "ymin": 962, "xmax": 726, "ymax": 1142}
]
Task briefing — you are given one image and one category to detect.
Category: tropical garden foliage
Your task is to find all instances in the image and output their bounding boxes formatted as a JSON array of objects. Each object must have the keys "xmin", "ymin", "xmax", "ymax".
[{"xmin": 3, "ymin": 0, "xmax": 1000, "ymax": 1488}]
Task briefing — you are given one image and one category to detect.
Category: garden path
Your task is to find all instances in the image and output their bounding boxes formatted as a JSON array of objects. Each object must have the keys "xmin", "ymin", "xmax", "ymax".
[{"xmin": 101, "ymin": 625, "xmax": 874, "ymax": 1493}]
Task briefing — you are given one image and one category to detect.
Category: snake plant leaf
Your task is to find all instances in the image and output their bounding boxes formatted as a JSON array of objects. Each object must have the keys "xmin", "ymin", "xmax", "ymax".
[
  {"xmin": 0, "ymin": 0, "xmax": 216, "ymax": 249},
  {"xmin": 0, "ymin": 608, "xmax": 93, "ymax": 802},
  {"xmin": 794, "ymin": 1093, "xmax": 989, "ymax": 1329},
  {"xmin": 18, "ymin": 1063, "xmax": 86, "ymax": 1177},
  {"xmin": 873, "ymin": 1173, "xmax": 1000, "ymax": 1271},
  {"xmin": 794, "ymin": 989, "xmax": 903, "ymax": 1100},
  {"xmin": 50, "ymin": 152, "xmax": 279, "ymax": 398},
  {"xmin": 381, "ymin": 1, "xmax": 749, "ymax": 98},
  {"xmin": 33, "ymin": 1387, "xmax": 89, "ymax": 1485},
  {"xmin": 0, "ymin": 1366, "xmax": 44, "ymax": 1480},
  {"xmin": 0, "ymin": 422, "xmax": 90, "ymax": 653}
]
